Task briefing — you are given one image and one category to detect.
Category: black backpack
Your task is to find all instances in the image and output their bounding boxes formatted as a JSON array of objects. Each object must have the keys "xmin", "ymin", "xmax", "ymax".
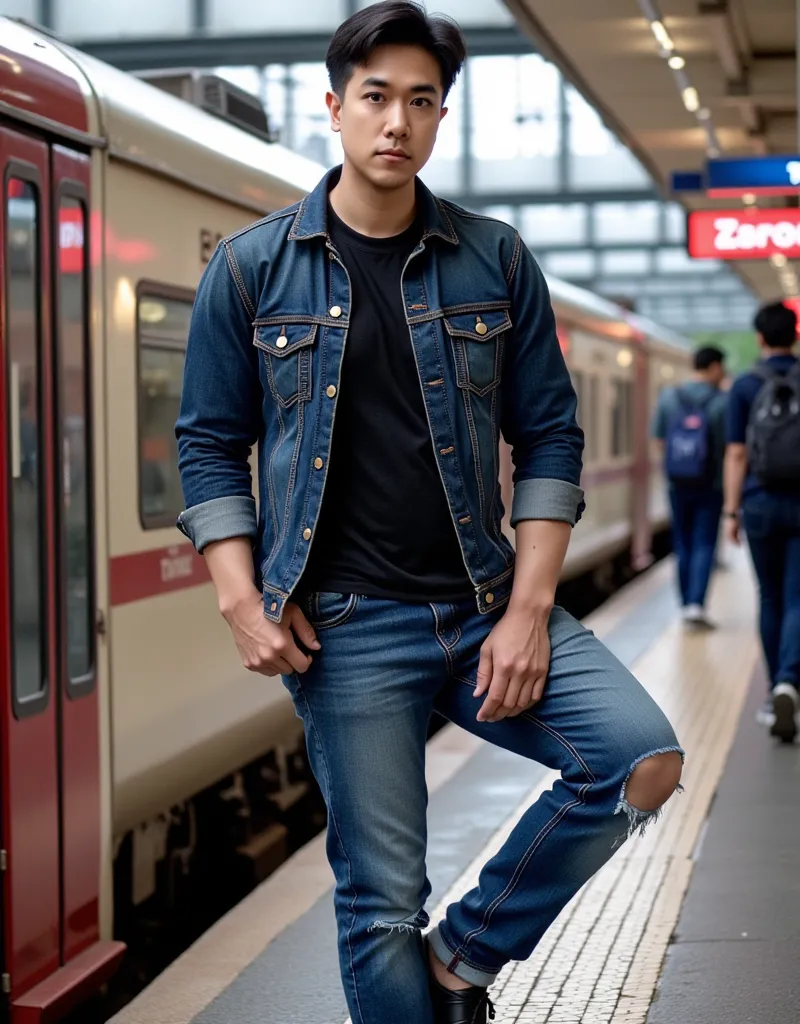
[{"xmin": 746, "ymin": 361, "xmax": 800, "ymax": 487}]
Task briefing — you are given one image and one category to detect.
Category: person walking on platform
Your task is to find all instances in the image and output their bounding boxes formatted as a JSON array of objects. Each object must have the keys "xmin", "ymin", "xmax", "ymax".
[
  {"xmin": 652, "ymin": 347, "xmax": 728, "ymax": 628},
  {"xmin": 724, "ymin": 301, "xmax": 800, "ymax": 744},
  {"xmin": 175, "ymin": 4, "xmax": 684, "ymax": 1022}
]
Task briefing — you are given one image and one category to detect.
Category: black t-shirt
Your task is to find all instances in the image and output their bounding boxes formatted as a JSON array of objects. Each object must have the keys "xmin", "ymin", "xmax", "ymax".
[{"xmin": 300, "ymin": 206, "xmax": 472, "ymax": 602}]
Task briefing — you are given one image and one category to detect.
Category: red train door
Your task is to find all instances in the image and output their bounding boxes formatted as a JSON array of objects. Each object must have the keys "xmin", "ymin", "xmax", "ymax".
[
  {"xmin": 1, "ymin": 128, "xmax": 121, "ymax": 1022},
  {"xmin": 0, "ymin": 126, "xmax": 62, "ymax": 1009}
]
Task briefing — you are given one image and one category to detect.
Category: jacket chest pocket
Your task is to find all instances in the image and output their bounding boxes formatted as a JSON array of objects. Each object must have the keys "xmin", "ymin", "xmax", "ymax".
[
  {"xmin": 443, "ymin": 309, "xmax": 511, "ymax": 397},
  {"xmin": 254, "ymin": 322, "xmax": 317, "ymax": 408}
]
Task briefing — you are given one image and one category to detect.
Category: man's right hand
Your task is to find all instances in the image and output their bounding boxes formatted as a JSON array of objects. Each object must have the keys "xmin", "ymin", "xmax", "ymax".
[{"xmin": 222, "ymin": 591, "xmax": 320, "ymax": 676}]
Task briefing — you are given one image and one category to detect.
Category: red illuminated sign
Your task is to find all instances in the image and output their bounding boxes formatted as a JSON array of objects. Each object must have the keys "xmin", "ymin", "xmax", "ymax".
[
  {"xmin": 58, "ymin": 206, "xmax": 84, "ymax": 274},
  {"xmin": 688, "ymin": 208, "xmax": 800, "ymax": 260}
]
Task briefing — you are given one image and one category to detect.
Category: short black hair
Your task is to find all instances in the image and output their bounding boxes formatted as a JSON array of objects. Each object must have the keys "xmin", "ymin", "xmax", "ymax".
[
  {"xmin": 326, "ymin": 1, "xmax": 467, "ymax": 102},
  {"xmin": 754, "ymin": 301, "xmax": 798, "ymax": 349},
  {"xmin": 693, "ymin": 345, "xmax": 725, "ymax": 371}
]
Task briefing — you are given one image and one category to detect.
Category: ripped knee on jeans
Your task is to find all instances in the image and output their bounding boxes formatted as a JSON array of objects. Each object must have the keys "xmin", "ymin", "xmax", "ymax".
[
  {"xmin": 615, "ymin": 747, "xmax": 684, "ymax": 840},
  {"xmin": 368, "ymin": 908, "xmax": 430, "ymax": 935}
]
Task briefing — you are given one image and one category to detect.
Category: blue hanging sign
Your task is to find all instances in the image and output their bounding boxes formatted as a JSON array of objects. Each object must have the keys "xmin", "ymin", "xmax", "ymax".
[{"xmin": 706, "ymin": 155, "xmax": 800, "ymax": 196}]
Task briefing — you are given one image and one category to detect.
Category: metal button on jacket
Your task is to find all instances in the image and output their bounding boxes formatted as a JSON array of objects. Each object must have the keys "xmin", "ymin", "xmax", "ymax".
[
  {"xmin": 303, "ymin": 528, "xmax": 312, "ymax": 541},
  {"xmin": 329, "ymin": 305, "xmax": 342, "ymax": 318},
  {"xmin": 476, "ymin": 320, "xmax": 488, "ymax": 336},
  {"xmin": 326, "ymin": 385, "xmax": 337, "ymax": 398}
]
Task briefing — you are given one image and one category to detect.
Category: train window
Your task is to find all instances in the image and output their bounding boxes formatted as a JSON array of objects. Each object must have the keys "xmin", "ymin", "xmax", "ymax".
[
  {"xmin": 137, "ymin": 290, "xmax": 193, "ymax": 529},
  {"xmin": 57, "ymin": 196, "xmax": 93, "ymax": 687},
  {"xmin": 5, "ymin": 177, "xmax": 46, "ymax": 707},
  {"xmin": 611, "ymin": 379, "xmax": 634, "ymax": 458}
]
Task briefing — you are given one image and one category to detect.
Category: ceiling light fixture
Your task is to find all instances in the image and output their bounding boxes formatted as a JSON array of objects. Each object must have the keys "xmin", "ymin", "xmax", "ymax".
[
  {"xmin": 667, "ymin": 55, "xmax": 686, "ymax": 70},
  {"xmin": 682, "ymin": 86, "xmax": 700, "ymax": 112},
  {"xmin": 650, "ymin": 19, "xmax": 675, "ymax": 51}
]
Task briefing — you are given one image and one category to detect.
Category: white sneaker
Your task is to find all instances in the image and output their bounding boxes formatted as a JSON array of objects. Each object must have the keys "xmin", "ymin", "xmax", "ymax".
[
  {"xmin": 756, "ymin": 698, "xmax": 775, "ymax": 728},
  {"xmin": 770, "ymin": 683, "xmax": 798, "ymax": 743},
  {"xmin": 682, "ymin": 605, "xmax": 715, "ymax": 629}
]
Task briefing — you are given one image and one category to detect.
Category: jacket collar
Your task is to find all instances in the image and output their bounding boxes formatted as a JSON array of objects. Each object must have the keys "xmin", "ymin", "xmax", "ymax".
[{"xmin": 288, "ymin": 165, "xmax": 459, "ymax": 246}]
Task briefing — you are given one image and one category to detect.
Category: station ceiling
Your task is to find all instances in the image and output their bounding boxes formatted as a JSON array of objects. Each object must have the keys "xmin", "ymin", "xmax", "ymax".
[{"xmin": 504, "ymin": 0, "xmax": 798, "ymax": 301}]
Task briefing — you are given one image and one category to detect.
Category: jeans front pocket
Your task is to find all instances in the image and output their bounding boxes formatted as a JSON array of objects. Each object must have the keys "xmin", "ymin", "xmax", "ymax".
[{"xmin": 307, "ymin": 591, "xmax": 361, "ymax": 631}]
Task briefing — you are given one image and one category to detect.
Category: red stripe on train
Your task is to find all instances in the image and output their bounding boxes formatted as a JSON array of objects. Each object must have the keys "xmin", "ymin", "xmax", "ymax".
[{"xmin": 109, "ymin": 544, "xmax": 210, "ymax": 606}]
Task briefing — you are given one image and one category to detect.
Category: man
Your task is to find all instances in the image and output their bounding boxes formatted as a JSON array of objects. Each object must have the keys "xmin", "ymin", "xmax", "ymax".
[
  {"xmin": 652, "ymin": 346, "xmax": 727, "ymax": 628},
  {"xmin": 725, "ymin": 301, "xmax": 800, "ymax": 743},
  {"xmin": 176, "ymin": 5, "xmax": 683, "ymax": 1022}
]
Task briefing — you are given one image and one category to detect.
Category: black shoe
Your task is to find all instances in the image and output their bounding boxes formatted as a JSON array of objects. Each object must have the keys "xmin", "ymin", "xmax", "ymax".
[
  {"xmin": 770, "ymin": 683, "xmax": 798, "ymax": 744},
  {"xmin": 430, "ymin": 975, "xmax": 495, "ymax": 1024}
]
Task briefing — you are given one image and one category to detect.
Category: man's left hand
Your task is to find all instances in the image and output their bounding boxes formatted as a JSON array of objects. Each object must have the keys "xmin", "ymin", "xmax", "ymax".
[{"xmin": 474, "ymin": 606, "xmax": 551, "ymax": 723}]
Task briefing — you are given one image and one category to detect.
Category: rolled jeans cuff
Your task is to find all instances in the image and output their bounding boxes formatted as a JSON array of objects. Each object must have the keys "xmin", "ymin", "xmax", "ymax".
[
  {"xmin": 176, "ymin": 495, "xmax": 257, "ymax": 552},
  {"xmin": 510, "ymin": 477, "xmax": 585, "ymax": 527},
  {"xmin": 428, "ymin": 925, "xmax": 499, "ymax": 988}
]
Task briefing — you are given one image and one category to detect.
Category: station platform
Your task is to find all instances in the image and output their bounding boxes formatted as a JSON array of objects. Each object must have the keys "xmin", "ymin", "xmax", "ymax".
[{"xmin": 108, "ymin": 545, "xmax": 790, "ymax": 1024}]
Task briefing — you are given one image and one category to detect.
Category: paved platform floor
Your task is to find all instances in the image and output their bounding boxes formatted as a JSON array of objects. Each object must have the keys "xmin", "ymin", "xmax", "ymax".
[
  {"xmin": 648, "ymin": 667, "xmax": 800, "ymax": 1024},
  {"xmin": 109, "ymin": 548, "xmax": 771, "ymax": 1024}
]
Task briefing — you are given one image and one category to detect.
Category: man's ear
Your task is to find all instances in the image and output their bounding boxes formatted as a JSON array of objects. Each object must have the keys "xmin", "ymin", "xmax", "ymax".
[{"xmin": 327, "ymin": 90, "xmax": 342, "ymax": 133}]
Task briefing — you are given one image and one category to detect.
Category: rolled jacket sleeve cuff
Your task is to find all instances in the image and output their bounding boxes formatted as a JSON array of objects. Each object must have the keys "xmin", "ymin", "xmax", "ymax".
[
  {"xmin": 510, "ymin": 478, "xmax": 585, "ymax": 528},
  {"xmin": 176, "ymin": 495, "xmax": 257, "ymax": 553}
]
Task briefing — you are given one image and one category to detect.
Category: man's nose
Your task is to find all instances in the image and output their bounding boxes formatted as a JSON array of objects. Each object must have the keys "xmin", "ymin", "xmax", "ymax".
[{"xmin": 385, "ymin": 101, "xmax": 410, "ymax": 138}]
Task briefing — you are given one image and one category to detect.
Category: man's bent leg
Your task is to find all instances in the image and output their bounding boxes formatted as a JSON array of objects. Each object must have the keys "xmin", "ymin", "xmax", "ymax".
[
  {"xmin": 283, "ymin": 595, "xmax": 440, "ymax": 1024},
  {"xmin": 430, "ymin": 604, "xmax": 682, "ymax": 987}
]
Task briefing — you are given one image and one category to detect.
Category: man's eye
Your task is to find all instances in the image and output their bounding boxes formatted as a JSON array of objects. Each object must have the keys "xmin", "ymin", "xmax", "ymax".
[
  {"xmin": 366, "ymin": 93, "xmax": 384, "ymax": 102},
  {"xmin": 412, "ymin": 98, "xmax": 432, "ymax": 107}
]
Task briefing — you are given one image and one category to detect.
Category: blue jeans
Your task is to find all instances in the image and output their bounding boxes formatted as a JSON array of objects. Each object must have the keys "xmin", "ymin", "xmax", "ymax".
[
  {"xmin": 283, "ymin": 594, "xmax": 682, "ymax": 1024},
  {"xmin": 743, "ymin": 494, "xmax": 800, "ymax": 689},
  {"xmin": 669, "ymin": 486, "xmax": 723, "ymax": 607}
]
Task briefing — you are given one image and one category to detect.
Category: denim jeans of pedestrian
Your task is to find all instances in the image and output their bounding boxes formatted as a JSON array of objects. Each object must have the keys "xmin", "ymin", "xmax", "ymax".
[
  {"xmin": 743, "ymin": 493, "xmax": 800, "ymax": 689},
  {"xmin": 282, "ymin": 593, "xmax": 682, "ymax": 1024},
  {"xmin": 668, "ymin": 486, "xmax": 723, "ymax": 607}
]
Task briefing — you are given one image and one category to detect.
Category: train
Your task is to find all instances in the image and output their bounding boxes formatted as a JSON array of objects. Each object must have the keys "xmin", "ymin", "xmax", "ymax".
[{"xmin": 0, "ymin": 16, "xmax": 691, "ymax": 1022}]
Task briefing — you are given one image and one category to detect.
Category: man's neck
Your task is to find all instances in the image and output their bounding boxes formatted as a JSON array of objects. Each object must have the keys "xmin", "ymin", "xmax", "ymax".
[
  {"xmin": 691, "ymin": 372, "xmax": 714, "ymax": 385},
  {"xmin": 762, "ymin": 348, "xmax": 795, "ymax": 358},
  {"xmin": 329, "ymin": 161, "xmax": 417, "ymax": 239}
]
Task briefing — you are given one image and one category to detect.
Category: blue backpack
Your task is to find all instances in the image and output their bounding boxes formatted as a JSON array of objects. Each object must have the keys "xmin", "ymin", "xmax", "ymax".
[{"xmin": 664, "ymin": 388, "xmax": 716, "ymax": 485}]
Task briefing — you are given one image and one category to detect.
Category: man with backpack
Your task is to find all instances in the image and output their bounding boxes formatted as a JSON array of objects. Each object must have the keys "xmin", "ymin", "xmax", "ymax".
[
  {"xmin": 652, "ymin": 346, "xmax": 728, "ymax": 628},
  {"xmin": 725, "ymin": 301, "xmax": 800, "ymax": 743}
]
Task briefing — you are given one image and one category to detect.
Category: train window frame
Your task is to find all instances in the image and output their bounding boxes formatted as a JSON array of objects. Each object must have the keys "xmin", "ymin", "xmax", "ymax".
[
  {"xmin": 135, "ymin": 281, "xmax": 195, "ymax": 532},
  {"xmin": 54, "ymin": 180, "xmax": 96, "ymax": 699},
  {"xmin": 4, "ymin": 162, "xmax": 50, "ymax": 721},
  {"xmin": 610, "ymin": 376, "xmax": 635, "ymax": 460}
]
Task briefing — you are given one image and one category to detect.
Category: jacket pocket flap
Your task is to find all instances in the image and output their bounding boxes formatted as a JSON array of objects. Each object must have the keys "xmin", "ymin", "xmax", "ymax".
[
  {"xmin": 253, "ymin": 322, "xmax": 318, "ymax": 358},
  {"xmin": 443, "ymin": 309, "xmax": 511, "ymax": 342}
]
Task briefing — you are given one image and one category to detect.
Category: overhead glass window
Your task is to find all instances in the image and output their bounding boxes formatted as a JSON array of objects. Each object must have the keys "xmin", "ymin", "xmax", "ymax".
[
  {"xmin": 289, "ymin": 63, "xmax": 344, "ymax": 168},
  {"xmin": 521, "ymin": 204, "xmax": 587, "ymax": 248},
  {"xmin": 665, "ymin": 203, "xmax": 687, "ymax": 243},
  {"xmin": 55, "ymin": 0, "xmax": 191, "ymax": 38},
  {"xmin": 594, "ymin": 202, "xmax": 660, "ymax": 245},
  {"xmin": 566, "ymin": 86, "xmax": 651, "ymax": 190},
  {"xmin": 57, "ymin": 196, "xmax": 93, "ymax": 686},
  {"xmin": 600, "ymin": 250, "xmax": 652, "ymax": 276},
  {"xmin": 138, "ymin": 292, "xmax": 193, "ymax": 529},
  {"xmin": 357, "ymin": 0, "xmax": 514, "ymax": 24},
  {"xmin": 6, "ymin": 177, "xmax": 45, "ymax": 707},
  {"xmin": 543, "ymin": 250, "xmax": 596, "ymax": 280},
  {"xmin": 209, "ymin": 0, "xmax": 345, "ymax": 32},
  {"xmin": 419, "ymin": 73, "xmax": 465, "ymax": 195},
  {"xmin": 471, "ymin": 54, "xmax": 561, "ymax": 193}
]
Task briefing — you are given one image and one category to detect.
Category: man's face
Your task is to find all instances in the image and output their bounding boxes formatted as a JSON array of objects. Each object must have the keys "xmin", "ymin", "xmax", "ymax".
[
  {"xmin": 327, "ymin": 44, "xmax": 447, "ymax": 190},
  {"xmin": 708, "ymin": 360, "xmax": 725, "ymax": 386}
]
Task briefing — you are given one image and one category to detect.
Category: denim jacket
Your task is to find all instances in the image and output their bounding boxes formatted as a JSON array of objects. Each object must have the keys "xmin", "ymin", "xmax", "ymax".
[{"xmin": 176, "ymin": 168, "xmax": 584, "ymax": 622}]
